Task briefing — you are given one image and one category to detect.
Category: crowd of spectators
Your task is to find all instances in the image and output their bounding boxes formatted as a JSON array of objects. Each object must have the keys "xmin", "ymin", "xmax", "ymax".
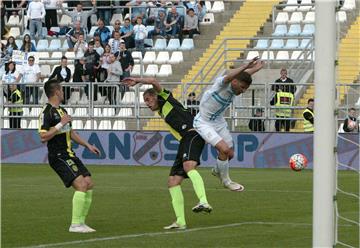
[{"xmin": 0, "ymin": 0, "xmax": 207, "ymax": 106}]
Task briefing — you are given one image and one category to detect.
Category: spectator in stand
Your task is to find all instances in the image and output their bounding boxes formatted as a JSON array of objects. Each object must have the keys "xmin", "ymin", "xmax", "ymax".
[
  {"xmin": 43, "ymin": 0, "xmax": 59, "ymax": 30},
  {"xmin": 183, "ymin": 8, "xmax": 199, "ymax": 38},
  {"xmin": 117, "ymin": 41, "xmax": 133, "ymax": 98},
  {"xmin": 94, "ymin": 19, "xmax": 111, "ymax": 46},
  {"xmin": 303, "ymin": 98, "xmax": 314, "ymax": 132},
  {"xmin": 148, "ymin": 9, "xmax": 167, "ymax": 38},
  {"xmin": 20, "ymin": 34, "xmax": 37, "ymax": 52},
  {"xmin": 166, "ymin": 6, "xmax": 183, "ymax": 38},
  {"xmin": 1, "ymin": 2, "xmax": 5, "ymax": 39},
  {"xmin": 194, "ymin": 1, "xmax": 206, "ymax": 22},
  {"xmin": 173, "ymin": 0, "xmax": 187, "ymax": 16},
  {"xmin": 111, "ymin": 20, "xmax": 122, "ymax": 38},
  {"xmin": 66, "ymin": 21, "xmax": 85, "ymax": 49},
  {"xmin": 5, "ymin": 36, "xmax": 18, "ymax": 56},
  {"xmin": 2, "ymin": 62, "xmax": 20, "ymax": 97},
  {"xmin": 94, "ymin": 37, "xmax": 104, "ymax": 56},
  {"xmin": 73, "ymin": 57, "xmax": 86, "ymax": 83},
  {"xmin": 270, "ymin": 88, "xmax": 294, "ymax": 132},
  {"xmin": 48, "ymin": 56, "xmax": 72, "ymax": 103},
  {"xmin": 108, "ymin": 31, "xmax": 122, "ymax": 54},
  {"xmin": 17, "ymin": 56, "xmax": 41, "ymax": 104},
  {"xmin": 7, "ymin": 83, "xmax": 23, "ymax": 128},
  {"xmin": 187, "ymin": 92, "xmax": 200, "ymax": 117},
  {"xmin": 120, "ymin": 18, "xmax": 135, "ymax": 49},
  {"xmin": 105, "ymin": 53, "xmax": 122, "ymax": 105},
  {"xmin": 133, "ymin": 16, "xmax": 147, "ymax": 53},
  {"xmin": 27, "ymin": 0, "xmax": 46, "ymax": 39},
  {"xmin": 61, "ymin": 0, "xmax": 96, "ymax": 34},
  {"xmin": 146, "ymin": 0, "xmax": 166, "ymax": 25},
  {"xmin": 97, "ymin": 44, "xmax": 111, "ymax": 83},
  {"xmin": 272, "ymin": 68, "xmax": 296, "ymax": 94},
  {"xmin": 248, "ymin": 108, "xmax": 265, "ymax": 132},
  {"xmin": 84, "ymin": 42, "xmax": 100, "ymax": 101},
  {"xmin": 126, "ymin": 0, "xmax": 147, "ymax": 24},
  {"xmin": 343, "ymin": 108, "xmax": 358, "ymax": 133},
  {"xmin": 84, "ymin": 42, "xmax": 100, "ymax": 83},
  {"xmin": 74, "ymin": 33, "xmax": 88, "ymax": 60},
  {"xmin": 96, "ymin": 0, "xmax": 112, "ymax": 26}
]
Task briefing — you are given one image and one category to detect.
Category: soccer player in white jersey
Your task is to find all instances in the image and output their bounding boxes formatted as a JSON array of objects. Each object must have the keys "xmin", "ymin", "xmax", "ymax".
[{"xmin": 194, "ymin": 57, "xmax": 264, "ymax": 191}]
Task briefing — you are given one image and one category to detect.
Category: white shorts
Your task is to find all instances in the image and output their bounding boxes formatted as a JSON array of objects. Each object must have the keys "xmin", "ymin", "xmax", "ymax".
[{"xmin": 193, "ymin": 115, "xmax": 233, "ymax": 148}]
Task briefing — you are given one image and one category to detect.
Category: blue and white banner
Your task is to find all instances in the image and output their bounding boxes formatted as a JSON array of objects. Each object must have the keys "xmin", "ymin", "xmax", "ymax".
[{"xmin": 1, "ymin": 130, "xmax": 359, "ymax": 170}]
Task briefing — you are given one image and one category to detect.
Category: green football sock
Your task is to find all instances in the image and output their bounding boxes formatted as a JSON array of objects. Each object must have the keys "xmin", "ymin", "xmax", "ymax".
[
  {"xmin": 72, "ymin": 191, "xmax": 86, "ymax": 225},
  {"xmin": 169, "ymin": 185, "xmax": 186, "ymax": 226},
  {"xmin": 187, "ymin": 170, "xmax": 208, "ymax": 204},
  {"xmin": 80, "ymin": 190, "xmax": 93, "ymax": 224}
]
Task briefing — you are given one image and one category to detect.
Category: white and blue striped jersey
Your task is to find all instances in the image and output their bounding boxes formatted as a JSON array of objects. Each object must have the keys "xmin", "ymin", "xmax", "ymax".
[{"xmin": 199, "ymin": 76, "xmax": 235, "ymax": 122}]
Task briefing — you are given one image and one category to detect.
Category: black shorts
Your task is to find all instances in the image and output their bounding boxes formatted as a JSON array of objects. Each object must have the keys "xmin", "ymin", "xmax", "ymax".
[
  {"xmin": 48, "ymin": 153, "xmax": 91, "ymax": 188},
  {"xmin": 169, "ymin": 130, "xmax": 205, "ymax": 178}
]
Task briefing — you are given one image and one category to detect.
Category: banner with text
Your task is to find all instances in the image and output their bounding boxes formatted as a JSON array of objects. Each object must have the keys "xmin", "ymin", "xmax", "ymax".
[{"xmin": 1, "ymin": 130, "xmax": 359, "ymax": 170}]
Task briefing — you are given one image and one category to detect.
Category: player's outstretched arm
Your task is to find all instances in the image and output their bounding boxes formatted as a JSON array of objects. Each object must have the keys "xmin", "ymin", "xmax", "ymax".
[
  {"xmin": 224, "ymin": 57, "xmax": 261, "ymax": 84},
  {"xmin": 244, "ymin": 60, "xmax": 264, "ymax": 76},
  {"xmin": 70, "ymin": 130, "xmax": 100, "ymax": 155},
  {"xmin": 123, "ymin": 77, "xmax": 162, "ymax": 93}
]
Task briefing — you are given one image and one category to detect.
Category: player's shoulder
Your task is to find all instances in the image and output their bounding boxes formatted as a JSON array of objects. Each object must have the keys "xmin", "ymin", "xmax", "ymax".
[{"xmin": 41, "ymin": 103, "xmax": 52, "ymax": 114}]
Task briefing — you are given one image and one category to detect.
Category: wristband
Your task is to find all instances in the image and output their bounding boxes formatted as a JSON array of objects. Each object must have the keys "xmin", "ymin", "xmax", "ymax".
[{"xmin": 55, "ymin": 122, "xmax": 64, "ymax": 131}]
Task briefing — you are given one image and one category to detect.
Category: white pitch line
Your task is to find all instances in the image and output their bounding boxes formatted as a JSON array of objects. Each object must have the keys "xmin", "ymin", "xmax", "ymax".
[{"xmin": 18, "ymin": 222, "xmax": 314, "ymax": 248}]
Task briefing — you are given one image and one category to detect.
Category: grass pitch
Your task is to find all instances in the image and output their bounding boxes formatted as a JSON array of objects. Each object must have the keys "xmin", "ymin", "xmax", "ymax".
[{"xmin": 2, "ymin": 165, "xmax": 358, "ymax": 248}]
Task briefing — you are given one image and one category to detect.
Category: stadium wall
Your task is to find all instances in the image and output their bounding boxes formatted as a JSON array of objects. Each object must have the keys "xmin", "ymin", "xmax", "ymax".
[{"xmin": 1, "ymin": 130, "xmax": 358, "ymax": 170}]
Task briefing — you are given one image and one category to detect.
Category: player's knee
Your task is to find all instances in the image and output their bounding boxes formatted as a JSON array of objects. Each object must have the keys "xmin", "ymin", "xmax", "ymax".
[
  {"xmin": 74, "ymin": 180, "xmax": 88, "ymax": 192},
  {"xmin": 183, "ymin": 161, "xmax": 197, "ymax": 173},
  {"xmin": 167, "ymin": 177, "xmax": 180, "ymax": 188},
  {"xmin": 87, "ymin": 180, "xmax": 94, "ymax": 190},
  {"xmin": 220, "ymin": 147, "xmax": 233, "ymax": 159}
]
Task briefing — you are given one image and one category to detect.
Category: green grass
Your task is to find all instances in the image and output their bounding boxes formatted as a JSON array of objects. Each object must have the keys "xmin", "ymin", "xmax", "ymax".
[{"xmin": 2, "ymin": 165, "xmax": 359, "ymax": 248}]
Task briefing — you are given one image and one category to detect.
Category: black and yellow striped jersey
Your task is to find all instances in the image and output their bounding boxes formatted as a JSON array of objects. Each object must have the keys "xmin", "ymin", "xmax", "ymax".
[
  {"xmin": 157, "ymin": 89, "xmax": 194, "ymax": 141},
  {"xmin": 38, "ymin": 103, "xmax": 75, "ymax": 157}
]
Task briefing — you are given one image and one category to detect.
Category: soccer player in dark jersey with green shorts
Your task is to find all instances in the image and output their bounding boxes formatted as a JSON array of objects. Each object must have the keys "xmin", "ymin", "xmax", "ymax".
[
  {"xmin": 124, "ymin": 77, "xmax": 212, "ymax": 230},
  {"xmin": 39, "ymin": 79, "xmax": 101, "ymax": 233}
]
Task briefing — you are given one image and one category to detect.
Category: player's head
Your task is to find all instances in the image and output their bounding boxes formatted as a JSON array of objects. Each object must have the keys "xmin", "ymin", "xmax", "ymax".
[
  {"xmin": 307, "ymin": 98, "xmax": 314, "ymax": 109},
  {"xmin": 231, "ymin": 71, "xmax": 252, "ymax": 95},
  {"xmin": 143, "ymin": 89, "xmax": 159, "ymax": 111},
  {"xmin": 44, "ymin": 79, "xmax": 63, "ymax": 102}
]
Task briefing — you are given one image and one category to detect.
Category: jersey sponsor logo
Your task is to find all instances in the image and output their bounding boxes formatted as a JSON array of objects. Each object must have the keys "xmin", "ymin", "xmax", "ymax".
[{"xmin": 132, "ymin": 132, "xmax": 163, "ymax": 166}]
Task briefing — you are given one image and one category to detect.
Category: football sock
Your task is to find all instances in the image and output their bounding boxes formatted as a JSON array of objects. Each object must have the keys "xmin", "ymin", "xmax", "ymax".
[
  {"xmin": 187, "ymin": 170, "xmax": 208, "ymax": 204},
  {"xmin": 80, "ymin": 190, "xmax": 93, "ymax": 224},
  {"xmin": 169, "ymin": 185, "xmax": 186, "ymax": 226},
  {"xmin": 72, "ymin": 191, "xmax": 86, "ymax": 225},
  {"xmin": 217, "ymin": 158, "xmax": 231, "ymax": 185}
]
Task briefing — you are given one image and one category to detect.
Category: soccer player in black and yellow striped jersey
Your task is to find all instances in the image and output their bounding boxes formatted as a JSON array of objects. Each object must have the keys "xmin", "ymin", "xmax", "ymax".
[
  {"xmin": 124, "ymin": 77, "xmax": 212, "ymax": 230},
  {"xmin": 39, "ymin": 79, "xmax": 100, "ymax": 233}
]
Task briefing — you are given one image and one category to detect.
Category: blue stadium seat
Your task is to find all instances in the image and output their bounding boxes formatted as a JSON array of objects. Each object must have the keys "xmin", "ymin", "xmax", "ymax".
[
  {"xmin": 37, "ymin": 39, "xmax": 49, "ymax": 51},
  {"xmin": 301, "ymin": 24, "xmax": 315, "ymax": 36},
  {"xmin": 254, "ymin": 39, "xmax": 269, "ymax": 49},
  {"xmin": 270, "ymin": 39, "xmax": 284, "ymax": 49},
  {"xmin": 272, "ymin": 25, "xmax": 287, "ymax": 36},
  {"xmin": 288, "ymin": 24, "xmax": 301, "ymax": 36},
  {"xmin": 166, "ymin": 39, "xmax": 180, "ymax": 50},
  {"xmin": 48, "ymin": 39, "xmax": 62, "ymax": 51},
  {"xmin": 284, "ymin": 39, "xmax": 299, "ymax": 49},
  {"xmin": 154, "ymin": 39, "xmax": 167, "ymax": 50},
  {"xmin": 180, "ymin": 39, "xmax": 194, "ymax": 50}
]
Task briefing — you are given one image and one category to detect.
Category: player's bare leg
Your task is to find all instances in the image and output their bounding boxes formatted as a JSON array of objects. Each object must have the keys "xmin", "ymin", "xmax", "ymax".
[{"xmin": 215, "ymin": 140, "xmax": 244, "ymax": 192}]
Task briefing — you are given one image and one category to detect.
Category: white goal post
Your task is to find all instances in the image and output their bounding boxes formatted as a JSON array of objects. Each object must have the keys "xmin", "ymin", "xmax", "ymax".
[{"xmin": 313, "ymin": 0, "xmax": 337, "ymax": 247}]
